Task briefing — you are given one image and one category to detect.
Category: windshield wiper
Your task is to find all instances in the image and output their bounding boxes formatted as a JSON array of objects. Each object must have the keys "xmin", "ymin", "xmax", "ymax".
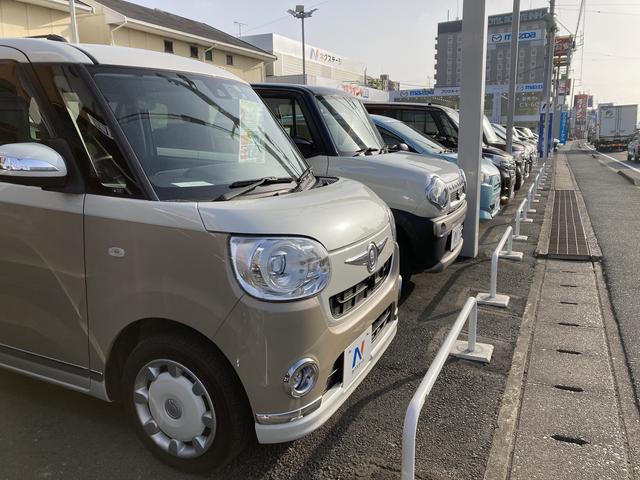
[
  {"xmin": 217, "ymin": 176, "xmax": 294, "ymax": 201},
  {"xmin": 354, "ymin": 147, "xmax": 380, "ymax": 156}
]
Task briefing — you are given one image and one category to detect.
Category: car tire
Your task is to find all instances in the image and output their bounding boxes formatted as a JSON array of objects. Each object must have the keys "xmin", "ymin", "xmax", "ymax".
[{"xmin": 121, "ymin": 333, "xmax": 253, "ymax": 473}]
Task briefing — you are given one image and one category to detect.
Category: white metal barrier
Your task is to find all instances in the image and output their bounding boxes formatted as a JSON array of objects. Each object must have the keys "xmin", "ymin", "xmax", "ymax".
[
  {"xmin": 526, "ymin": 184, "xmax": 537, "ymax": 213},
  {"xmin": 513, "ymin": 199, "xmax": 529, "ymax": 241},
  {"xmin": 476, "ymin": 226, "xmax": 522, "ymax": 308},
  {"xmin": 400, "ymin": 297, "xmax": 493, "ymax": 480}
]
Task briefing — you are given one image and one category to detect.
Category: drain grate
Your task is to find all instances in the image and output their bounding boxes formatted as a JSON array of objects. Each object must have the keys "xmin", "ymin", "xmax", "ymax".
[{"xmin": 549, "ymin": 190, "xmax": 590, "ymax": 258}]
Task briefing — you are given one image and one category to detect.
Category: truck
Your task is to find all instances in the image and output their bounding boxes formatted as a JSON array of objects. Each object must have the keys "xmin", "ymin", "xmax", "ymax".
[{"xmin": 595, "ymin": 104, "xmax": 638, "ymax": 151}]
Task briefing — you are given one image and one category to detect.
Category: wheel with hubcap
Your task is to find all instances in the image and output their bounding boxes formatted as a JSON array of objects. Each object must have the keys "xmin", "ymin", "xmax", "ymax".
[{"xmin": 122, "ymin": 334, "xmax": 252, "ymax": 472}]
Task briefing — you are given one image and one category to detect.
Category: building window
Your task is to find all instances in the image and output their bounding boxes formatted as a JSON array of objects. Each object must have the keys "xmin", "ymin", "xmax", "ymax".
[
  {"xmin": 164, "ymin": 40, "xmax": 173, "ymax": 53},
  {"xmin": 205, "ymin": 50, "xmax": 213, "ymax": 61},
  {"xmin": 226, "ymin": 54, "xmax": 234, "ymax": 66},
  {"xmin": 190, "ymin": 46, "xmax": 198, "ymax": 58}
]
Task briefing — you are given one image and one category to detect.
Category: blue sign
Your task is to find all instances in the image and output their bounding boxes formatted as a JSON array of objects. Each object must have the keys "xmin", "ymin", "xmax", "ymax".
[
  {"xmin": 538, "ymin": 112, "xmax": 554, "ymax": 156},
  {"xmin": 559, "ymin": 111, "xmax": 568, "ymax": 144}
]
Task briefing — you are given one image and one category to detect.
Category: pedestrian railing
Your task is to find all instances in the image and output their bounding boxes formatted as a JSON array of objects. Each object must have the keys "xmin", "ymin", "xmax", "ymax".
[
  {"xmin": 513, "ymin": 199, "xmax": 529, "ymax": 241},
  {"xmin": 400, "ymin": 297, "xmax": 493, "ymax": 480},
  {"xmin": 526, "ymin": 185, "xmax": 537, "ymax": 213},
  {"xmin": 476, "ymin": 226, "xmax": 522, "ymax": 308}
]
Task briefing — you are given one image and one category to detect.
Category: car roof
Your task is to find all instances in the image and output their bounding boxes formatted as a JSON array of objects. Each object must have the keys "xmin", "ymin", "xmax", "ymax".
[
  {"xmin": 251, "ymin": 83, "xmax": 351, "ymax": 97},
  {"xmin": 0, "ymin": 38, "xmax": 240, "ymax": 82},
  {"xmin": 369, "ymin": 114, "xmax": 400, "ymax": 124},
  {"xmin": 365, "ymin": 101, "xmax": 454, "ymax": 113}
]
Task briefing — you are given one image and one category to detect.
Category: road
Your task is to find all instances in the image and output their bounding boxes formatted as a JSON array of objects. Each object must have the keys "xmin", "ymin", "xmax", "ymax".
[{"xmin": 567, "ymin": 144, "xmax": 640, "ymax": 406}]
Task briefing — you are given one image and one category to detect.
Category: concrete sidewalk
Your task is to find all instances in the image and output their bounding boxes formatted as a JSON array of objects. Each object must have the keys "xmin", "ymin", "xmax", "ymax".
[{"xmin": 487, "ymin": 145, "xmax": 640, "ymax": 480}]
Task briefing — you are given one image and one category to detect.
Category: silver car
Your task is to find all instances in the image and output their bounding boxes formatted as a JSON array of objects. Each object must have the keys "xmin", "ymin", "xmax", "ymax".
[{"xmin": 0, "ymin": 39, "xmax": 401, "ymax": 471}]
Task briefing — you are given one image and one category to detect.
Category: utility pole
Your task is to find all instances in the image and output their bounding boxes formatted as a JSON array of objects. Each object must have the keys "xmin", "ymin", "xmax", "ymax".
[
  {"xmin": 505, "ymin": 0, "xmax": 521, "ymax": 155},
  {"xmin": 69, "ymin": 0, "xmax": 79, "ymax": 43},
  {"xmin": 287, "ymin": 5, "xmax": 317, "ymax": 85},
  {"xmin": 458, "ymin": 0, "xmax": 488, "ymax": 259},
  {"xmin": 541, "ymin": 0, "xmax": 556, "ymax": 158},
  {"xmin": 233, "ymin": 20, "xmax": 248, "ymax": 37}
]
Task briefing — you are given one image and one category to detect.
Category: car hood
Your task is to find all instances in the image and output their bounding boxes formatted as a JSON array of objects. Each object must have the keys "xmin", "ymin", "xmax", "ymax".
[
  {"xmin": 438, "ymin": 151, "xmax": 495, "ymax": 176},
  {"xmin": 197, "ymin": 178, "xmax": 389, "ymax": 252},
  {"xmin": 369, "ymin": 151, "xmax": 463, "ymax": 184}
]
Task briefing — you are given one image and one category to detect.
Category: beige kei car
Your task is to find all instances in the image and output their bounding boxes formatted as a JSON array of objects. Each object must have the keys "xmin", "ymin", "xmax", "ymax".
[{"xmin": 0, "ymin": 39, "xmax": 401, "ymax": 471}]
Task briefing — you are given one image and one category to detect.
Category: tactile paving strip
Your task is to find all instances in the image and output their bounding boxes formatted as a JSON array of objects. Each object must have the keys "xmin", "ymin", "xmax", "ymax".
[{"xmin": 548, "ymin": 190, "xmax": 590, "ymax": 259}]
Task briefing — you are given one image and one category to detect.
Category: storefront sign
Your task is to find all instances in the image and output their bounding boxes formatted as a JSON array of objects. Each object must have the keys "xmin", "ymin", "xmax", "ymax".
[
  {"xmin": 488, "ymin": 30, "xmax": 541, "ymax": 44},
  {"xmin": 309, "ymin": 47, "xmax": 343, "ymax": 66},
  {"xmin": 554, "ymin": 36, "xmax": 573, "ymax": 57}
]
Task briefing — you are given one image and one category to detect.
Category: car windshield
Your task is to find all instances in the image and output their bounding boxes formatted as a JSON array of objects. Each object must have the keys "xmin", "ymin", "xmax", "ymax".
[
  {"xmin": 316, "ymin": 94, "xmax": 384, "ymax": 155},
  {"xmin": 89, "ymin": 66, "xmax": 307, "ymax": 201},
  {"xmin": 483, "ymin": 116, "xmax": 502, "ymax": 143},
  {"xmin": 385, "ymin": 119, "xmax": 447, "ymax": 153}
]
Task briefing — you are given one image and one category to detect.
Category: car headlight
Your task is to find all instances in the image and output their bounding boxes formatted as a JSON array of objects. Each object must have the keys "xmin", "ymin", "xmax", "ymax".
[
  {"xmin": 480, "ymin": 171, "xmax": 489, "ymax": 184},
  {"xmin": 230, "ymin": 236, "xmax": 331, "ymax": 301},
  {"xmin": 387, "ymin": 206, "xmax": 397, "ymax": 241},
  {"xmin": 426, "ymin": 175, "xmax": 448, "ymax": 209},
  {"xmin": 459, "ymin": 169, "xmax": 467, "ymax": 193}
]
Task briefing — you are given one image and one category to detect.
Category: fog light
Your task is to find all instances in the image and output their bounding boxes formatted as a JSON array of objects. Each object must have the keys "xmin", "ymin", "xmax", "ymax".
[
  {"xmin": 439, "ymin": 223, "xmax": 447, "ymax": 237},
  {"xmin": 283, "ymin": 358, "xmax": 318, "ymax": 398}
]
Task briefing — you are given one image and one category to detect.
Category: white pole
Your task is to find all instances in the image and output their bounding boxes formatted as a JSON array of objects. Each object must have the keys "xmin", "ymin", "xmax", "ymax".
[
  {"xmin": 458, "ymin": 0, "xmax": 488, "ymax": 258},
  {"xmin": 505, "ymin": 0, "xmax": 521, "ymax": 155},
  {"xmin": 69, "ymin": 0, "xmax": 79, "ymax": 44}
]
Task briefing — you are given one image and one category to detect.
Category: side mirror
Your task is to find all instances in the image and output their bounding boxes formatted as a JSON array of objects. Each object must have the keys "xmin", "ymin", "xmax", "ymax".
[
  {"xmin": 292, "ymin": 136, "xmax": 314, "ymax": 158},
  {"xmin": 0, "ymin": 143, "xmax": 67, "ymax": 187}
]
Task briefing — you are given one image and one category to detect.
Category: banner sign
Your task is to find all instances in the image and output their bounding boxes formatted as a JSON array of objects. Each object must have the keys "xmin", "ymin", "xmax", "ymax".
[
  {"xmin": 489, "ymin": 30, "xmax": 542, "ymax": 45},
  {"xmin": 554, "ymin": 36, "xmax": 573, "ymax": 57},
  {"xmin": 559, "ymin": 110, "xmax": 569, "ymax": 144},
  {"xmin": 575, "ymin": 94, "xmax": 589, "ymax": 124}
]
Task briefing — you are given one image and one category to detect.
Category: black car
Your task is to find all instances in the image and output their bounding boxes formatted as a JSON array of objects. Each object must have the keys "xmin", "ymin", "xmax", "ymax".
[{"xmin": 364, "ymin": 101, "xmax": 520, "ymax": 197}]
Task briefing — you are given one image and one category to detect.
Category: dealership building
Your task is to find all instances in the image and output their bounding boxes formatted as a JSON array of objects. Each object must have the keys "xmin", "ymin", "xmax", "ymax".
[{"xmin": 242, "ymin": 33, "xmax": 389, "ymax": 101}]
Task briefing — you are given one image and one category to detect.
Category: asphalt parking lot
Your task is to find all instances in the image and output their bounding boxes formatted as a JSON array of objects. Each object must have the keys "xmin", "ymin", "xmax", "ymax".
[{"xmin": 0, "ymin": 166, "xmax": 550, "ymax": 480}]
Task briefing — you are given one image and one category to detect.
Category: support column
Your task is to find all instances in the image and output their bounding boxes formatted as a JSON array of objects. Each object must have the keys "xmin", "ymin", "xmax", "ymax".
[{"xmin": 458, "ymin": 0, "xmax": 488, "ymax": 258}]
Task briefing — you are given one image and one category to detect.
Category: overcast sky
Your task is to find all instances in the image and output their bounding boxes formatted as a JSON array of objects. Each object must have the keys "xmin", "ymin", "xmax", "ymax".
[{"xmin": 129, "ymin": 0, "xmax": 639, "ymax": 105}]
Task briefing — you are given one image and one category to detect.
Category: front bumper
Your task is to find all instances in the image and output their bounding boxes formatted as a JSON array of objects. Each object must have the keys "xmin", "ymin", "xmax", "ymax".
[
  {"xmin": 255, "ymin": 309, "xmax": 398, "ymax": 443},
  {"xmin": 480, "ymin": 182, "xmax": 501, "ymax": 221},
  {"xmin": 498, "ymin": 167, "xmax": 515, "ymax": 204},
  {"xmin": 221, "ymin": 240, "xmax": 402, "ymax": 444},
  {"xmin": 394, "ymin": 201, "xmax": 467, "ymax": 273}
]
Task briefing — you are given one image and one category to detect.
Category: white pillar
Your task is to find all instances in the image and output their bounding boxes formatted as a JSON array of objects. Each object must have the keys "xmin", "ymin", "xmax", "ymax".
[
  {"xmin": 505, "ymin": 0, "xmax": 520, "ymax": 155},
  {"xmin": 458, "ymin": 0, "xmax": 488, "ymax": 258}
]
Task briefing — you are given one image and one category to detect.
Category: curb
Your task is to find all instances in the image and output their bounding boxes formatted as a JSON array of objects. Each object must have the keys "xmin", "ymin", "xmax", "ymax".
[{"xmin": 617, "ymin": 169, "xmax": 640, "ymax": 186}]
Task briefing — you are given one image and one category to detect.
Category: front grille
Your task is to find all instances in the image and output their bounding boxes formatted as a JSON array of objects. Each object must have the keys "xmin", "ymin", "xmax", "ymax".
[
  {"xmin": 372, "ymin": 305, "xmax": 393, "ymax": 343},
  {"xmin": 447, "ymin": 178, "xmax": 465, "ymax": 204},
  {"xmin": 329, "ymin": 257, "xmax": 392, "ymax": 317}
]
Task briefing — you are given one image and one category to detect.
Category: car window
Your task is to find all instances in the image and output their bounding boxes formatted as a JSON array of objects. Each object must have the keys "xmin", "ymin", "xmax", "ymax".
[
  {"xmin": 262, "ymin": 96, "xmax": 314, "ymax": 143},
  {"xmin": 34, "ymin": 64, "xmax": 141, "ymax": 197},
  {"xmin": 433, "ymin": 110, "xmax": 458, "ymax": 138},
  {"xmin": 377, "ymin": 126, "xmax": 404, "ymax": 146},
  {"xmin": 316, "ymin": 94, "xmax": 384, "ymax": 155},
  {"xmin": 0, "ymin": 61, "xmax": 50, "ymax": 145},
  {"xmin": 400, "ymin": 110, "xmax": 439, "ymax": 136}
]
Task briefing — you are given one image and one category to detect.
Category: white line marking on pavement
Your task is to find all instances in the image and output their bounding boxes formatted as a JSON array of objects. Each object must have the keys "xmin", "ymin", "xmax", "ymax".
[{"xmin": 584, "ymin": 144, "xmax": 640, "ymax": 175}]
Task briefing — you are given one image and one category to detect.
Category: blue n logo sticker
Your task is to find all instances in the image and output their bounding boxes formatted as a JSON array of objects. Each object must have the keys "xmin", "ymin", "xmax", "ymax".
[{"xmin": 352, "ymin": 340, "xmax": 366, "ymax": 369}]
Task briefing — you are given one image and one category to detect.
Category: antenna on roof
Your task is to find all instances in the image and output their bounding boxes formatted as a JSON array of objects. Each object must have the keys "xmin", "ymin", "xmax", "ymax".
[{"xmin": 234, "ymin": 20, "xmax": 248, "ymax": 37}]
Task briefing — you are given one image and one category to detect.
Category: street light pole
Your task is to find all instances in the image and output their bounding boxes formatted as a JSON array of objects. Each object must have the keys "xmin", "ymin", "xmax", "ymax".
[
  {"xmin": 541, "ymin": 0, "xmax": 556, "ymax": 158},
  {"xmin": 505, "ymin": 0, "xmax": 520, "ymax": 155},
  {"xmin": 287, "ymin": 5, "xmax": 318, "ymax": 85}
]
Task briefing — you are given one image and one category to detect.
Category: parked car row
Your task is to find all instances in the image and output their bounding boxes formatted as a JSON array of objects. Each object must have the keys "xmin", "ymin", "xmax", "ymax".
[{"xmin": 0, "ymin": 39, "xmax": 537, "ymax": 473}]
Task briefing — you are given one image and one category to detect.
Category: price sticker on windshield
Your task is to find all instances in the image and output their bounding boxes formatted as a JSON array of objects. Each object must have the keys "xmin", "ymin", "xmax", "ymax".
[{"xmin": 239, "ymin": 99, "xmax": 266, "ymax": 164}]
